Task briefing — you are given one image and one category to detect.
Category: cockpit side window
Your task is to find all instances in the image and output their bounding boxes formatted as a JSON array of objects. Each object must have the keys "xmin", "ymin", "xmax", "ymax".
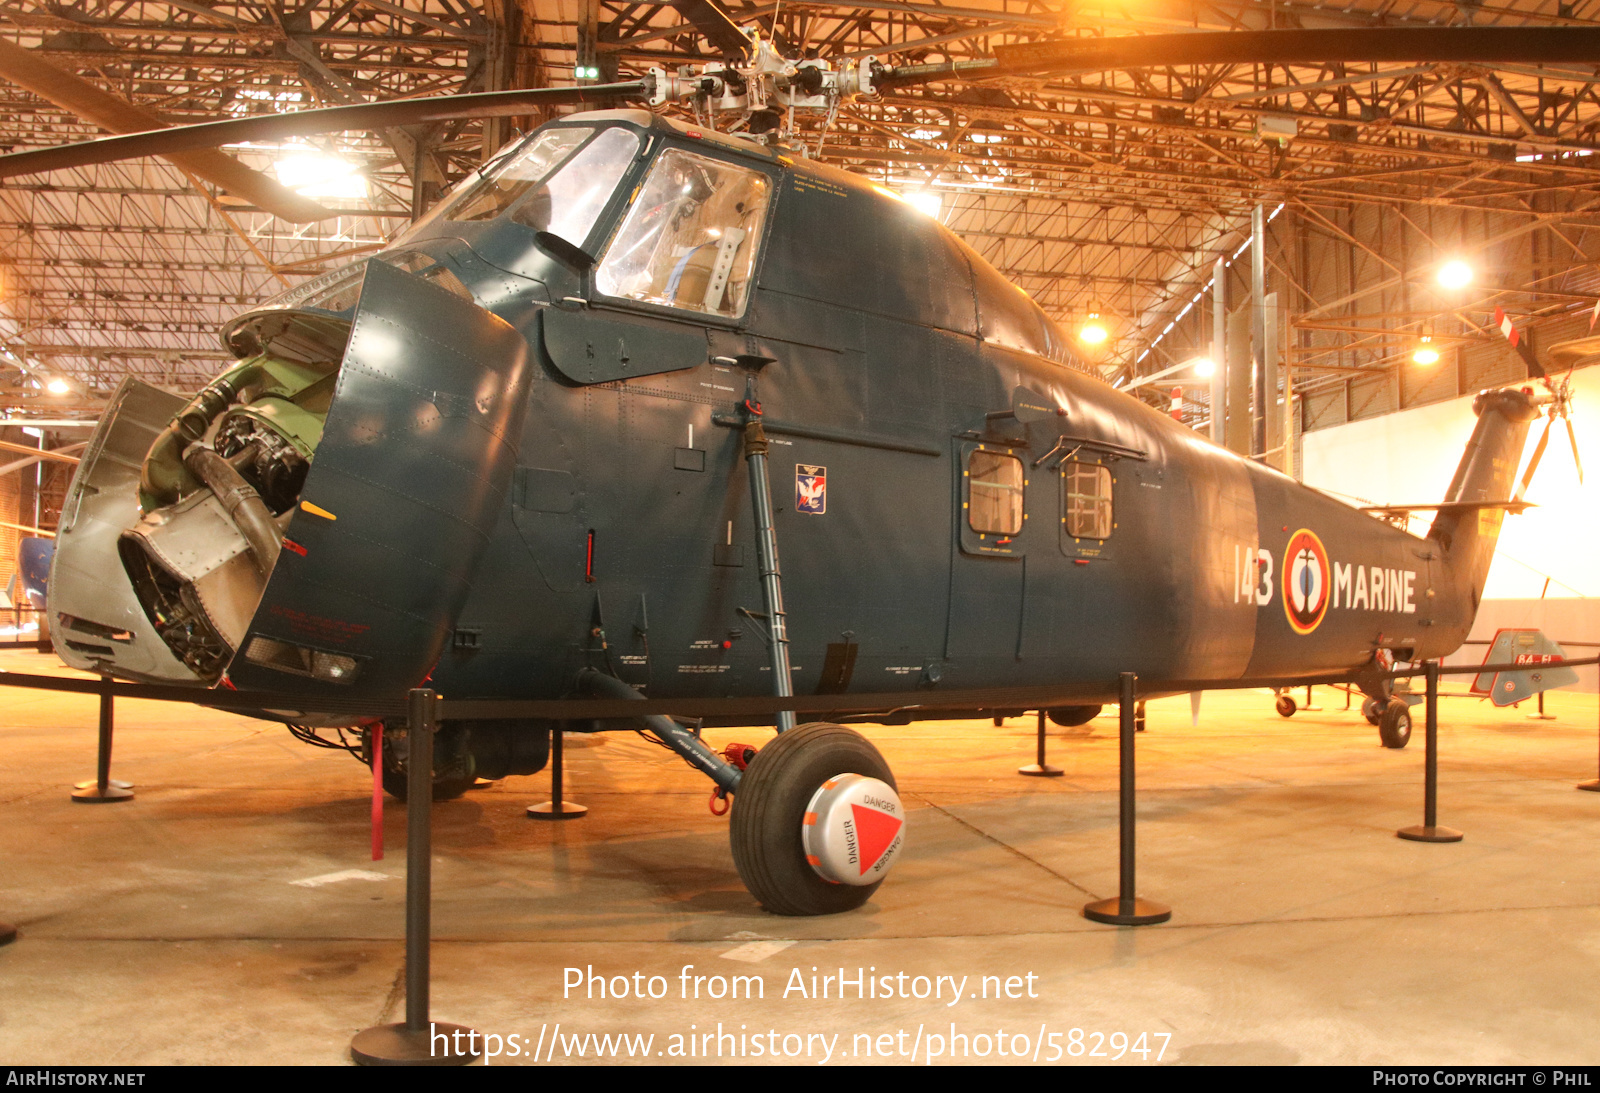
[
  {"xmin": 391, "ymin": 126, "xmax": 597, "ymax": 245},
  {"xmin": 508, "ymin": 127, "xmax": 640, "ymax": 248},
  {"xmin": 435, "ymin": 127, "xmax": 591, "ymax": 224},
  {"xmin": 595, "ymin": 147, "xmax": 771, "ymax": 319}
]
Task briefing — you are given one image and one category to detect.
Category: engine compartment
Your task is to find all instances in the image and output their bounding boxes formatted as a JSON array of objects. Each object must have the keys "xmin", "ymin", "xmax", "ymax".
[{"xmin": 119, "ymin": 354, "xmax": 336, "ymax": 680}]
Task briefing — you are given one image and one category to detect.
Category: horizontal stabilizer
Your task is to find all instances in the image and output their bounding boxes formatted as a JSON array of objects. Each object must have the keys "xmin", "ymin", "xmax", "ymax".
[{"xmin": 1362, "ymin": 499, "xmax": 1533, "ymax": 517}]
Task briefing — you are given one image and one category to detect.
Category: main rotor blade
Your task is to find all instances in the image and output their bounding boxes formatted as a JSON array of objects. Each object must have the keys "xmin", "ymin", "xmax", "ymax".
[
  {"xmin": 0, "ymin": 81, "xmax": 650, "ymax": 183},
  {"xmin": 0, "ymin": 37, "xmax": 334, "ymax": 223},
  {"xmin": 1492, "ymin": 306, "xmax": 1547, "ymax": 381},
  {"xmin": 669, "ymin": 0, "xmax": 754, "ymax": 59},
  {"xmin": 884, "ymin": 27, "xmax": 1600, "ymax": 87}
]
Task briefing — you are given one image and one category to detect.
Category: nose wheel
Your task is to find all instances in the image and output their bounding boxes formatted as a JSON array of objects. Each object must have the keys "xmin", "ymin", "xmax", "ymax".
[{"xmin": 729, "ymin": 722, "xmax": 905, "ymax": 916}]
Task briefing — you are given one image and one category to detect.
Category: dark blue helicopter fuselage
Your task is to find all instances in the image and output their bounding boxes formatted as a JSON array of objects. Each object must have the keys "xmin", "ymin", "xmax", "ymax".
[{"xmin": 57, "ymin": 109, "xmax": 1527, "ymax": 718}]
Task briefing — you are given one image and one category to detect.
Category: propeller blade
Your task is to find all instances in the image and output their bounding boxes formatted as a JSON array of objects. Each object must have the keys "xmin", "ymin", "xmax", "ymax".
[
  {"xmin": 1565, "ymin": 415, "xmax": 1584, "ymax": 485},
  {"xmin": 669, "ymin": 0, "xmax": 754, "ymax": 60},
  {"xmin": 1516, "ymin": 415, "xmax": 1554, "ymax": 502},
  {"xmin": 0, "ymin": 81, "xmax": 650, "ymax": 184},
  {"xmin": 0, "ymin": 37, "xmax": 334, "ymax": 222}
]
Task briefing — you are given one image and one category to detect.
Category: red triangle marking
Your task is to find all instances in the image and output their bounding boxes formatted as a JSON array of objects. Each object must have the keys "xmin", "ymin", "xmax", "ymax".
[{"xmin": 851, "ymin": 803, "xmax": 903, "ymax": 875}]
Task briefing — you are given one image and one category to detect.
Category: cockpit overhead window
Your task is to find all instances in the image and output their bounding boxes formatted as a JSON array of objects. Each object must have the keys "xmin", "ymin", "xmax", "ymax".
[{"xmin": 595, "ymin": 148, "xmax": 770, "ymax": 318}]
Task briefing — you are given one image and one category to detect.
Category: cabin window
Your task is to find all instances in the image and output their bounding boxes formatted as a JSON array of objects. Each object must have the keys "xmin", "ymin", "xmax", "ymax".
[
  {"xmin": 1063, "ymin": 461, "xmax": 1113, "ymax": 540},
  {"xmin": 967, "ymin": 449, "xmax": 1024, "ymax": 536},
  {"xmin": 596, "ymin": 148, "xmax": 771, "ymax": 318}
]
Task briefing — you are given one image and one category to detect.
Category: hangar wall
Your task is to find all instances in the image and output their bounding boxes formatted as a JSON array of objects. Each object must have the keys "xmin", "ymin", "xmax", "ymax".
[{"xmin": 1302, "ymin": 365, "xmax": 1600, "ymax": 685}]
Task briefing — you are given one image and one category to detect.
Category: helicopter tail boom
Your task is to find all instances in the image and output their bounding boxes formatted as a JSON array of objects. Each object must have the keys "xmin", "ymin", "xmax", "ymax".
[{"xmin": 1428, "ymin": 386, "xmax": 1543, "ymax": 624}]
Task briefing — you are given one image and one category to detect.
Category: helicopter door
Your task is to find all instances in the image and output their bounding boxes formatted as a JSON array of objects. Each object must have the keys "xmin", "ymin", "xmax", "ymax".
[
  {"xmin": 945, "ymin": 440, "xmax": 1029, "ymax": 667},
  {"xmin": 224, "ymin": 259, "xmax": 532, "ymax": 703}
]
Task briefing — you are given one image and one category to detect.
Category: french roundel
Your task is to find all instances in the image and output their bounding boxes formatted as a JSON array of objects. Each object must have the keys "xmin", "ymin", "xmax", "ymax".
[{"xmin": 1282, "ymin": 529, "xmax": 1331, "ymax": 635}]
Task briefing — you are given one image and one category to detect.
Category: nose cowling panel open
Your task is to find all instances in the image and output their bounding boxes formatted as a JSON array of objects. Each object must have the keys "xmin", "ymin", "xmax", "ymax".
[
  {"xmin": 223, "ymin": 259, "xmax": 532, "ymax": 706},
  {"xmin": 53, "ymin": 259, "xmax": 530, "ymax": 712}
]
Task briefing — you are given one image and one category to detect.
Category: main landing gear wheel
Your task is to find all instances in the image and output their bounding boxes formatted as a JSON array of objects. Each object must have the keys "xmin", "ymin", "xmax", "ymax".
[
  {"xmin": 730, "ymin": 723, "xmax": 905, "ymax": 917},
  {"xmin": 368, "ymin": 725, "xmax": 476, "ymax": 802},
  {"xmin": 1378, "ymin": 699, "xmax": 1413, "ymax": 750},
  {"xmin": 1275, "ymin": 694, "xmax": 1297, "ymax": 718},
  {"xmin": 1361, "ymin": 697, "xmax": 1383, "ymax": 726}
]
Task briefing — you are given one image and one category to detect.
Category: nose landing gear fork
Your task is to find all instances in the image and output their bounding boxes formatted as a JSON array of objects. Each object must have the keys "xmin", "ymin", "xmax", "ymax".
[{"xmin": 742, "ymin": 400, "xmax": 795, "ymax": 734}]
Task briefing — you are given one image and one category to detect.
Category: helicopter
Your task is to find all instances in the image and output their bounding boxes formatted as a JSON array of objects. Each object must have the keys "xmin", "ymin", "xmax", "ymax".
[{"xmin": 6, "ymin": 19, "xmax": 1586, "ymax": 916}]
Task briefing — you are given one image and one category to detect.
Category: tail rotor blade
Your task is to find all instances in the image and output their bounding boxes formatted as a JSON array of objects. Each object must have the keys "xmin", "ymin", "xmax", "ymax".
[
  {"xmin": 1565, "ymin": 415, "xmax": 1584, "ymax": 485},
  {"xmin": 1516, "ymin": 415, "xmax": 1554, "ymax": 501}
]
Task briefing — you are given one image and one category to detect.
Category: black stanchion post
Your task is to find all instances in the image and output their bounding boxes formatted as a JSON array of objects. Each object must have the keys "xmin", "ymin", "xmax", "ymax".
[
  {"xmin": 1302, "ymin": 684, "xmax": 1322, "ymax": 712},
  {"xmin": 1083, "ymin": 673, "xmax": 1171, "ymax": 926},
  {"xmin": 528, "ymin": 723, "xmax": 587, "ymax": 819},
  {"xmin": 1579, "ymin": 663, "xmax": 1600, "ymax": 793},
  {"xmin": 71, "ymin": 675, "xmax": 133, "ymax": 803},
  {"xmin": 1018, "ymin": 709, "xmax": 1064, "ymax": 777},
  {"xmin": 352, "ymin": 689, "xmax": 480, "ymax": 1066},
  {"xmin": 1398, "ymin": 661, "xmax": 1463, "ymax": 843}
]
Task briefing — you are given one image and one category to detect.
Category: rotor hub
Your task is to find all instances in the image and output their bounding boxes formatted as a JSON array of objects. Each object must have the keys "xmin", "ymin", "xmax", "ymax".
[{"xmin": 800, "ymin": 773, "xmax": 905, "ymax": 886}]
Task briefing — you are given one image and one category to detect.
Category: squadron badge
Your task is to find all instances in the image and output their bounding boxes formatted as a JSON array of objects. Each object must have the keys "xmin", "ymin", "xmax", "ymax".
[
  {"xmin": 1283, "ymin": 528, "xmax": 1332, "ymax": 635},
  {"xmin": 796, "ymin": 464, "xmax": 827, "ymax": 515}
]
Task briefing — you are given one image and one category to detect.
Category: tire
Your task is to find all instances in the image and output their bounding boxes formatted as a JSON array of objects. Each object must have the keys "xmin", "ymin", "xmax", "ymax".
[
  {"xmin": 730, "ymin": 722, "xmax": 897, "ymax": 916},
  {"xmin": 1361, "ymin": 697, "xmax": 1383, "ymax": 726},
  {"xmin": 1378, "ymin": 699, "xmax": 1412, "ymax": 749},
  {"xmin": 1048, "ymin": 705, "xmax": 1102, "ymax": 728},
  {"xmin": 1275, "ymin": 694, "xmax": 1297, "ymax": 718},
  {"xmin": 380, "ymin": 768, "xmax": 475, "ymax": 802},
  {"xmin": 368, "ymin": 724, "xmax": 475, "ymax": 802}
]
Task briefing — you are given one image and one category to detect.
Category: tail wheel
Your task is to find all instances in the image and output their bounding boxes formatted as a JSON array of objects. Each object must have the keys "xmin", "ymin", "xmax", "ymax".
[
  {"xmin": 1378, "ymin": 699, "xmax": 1413, "ymax": 749},
  {"xmin": 730, "ymin": 723, "xmax": 904, "ymax": 916},
  {"xmin": 1275, "ymin": 694, "xmax": 1297, "ymax": 718}
]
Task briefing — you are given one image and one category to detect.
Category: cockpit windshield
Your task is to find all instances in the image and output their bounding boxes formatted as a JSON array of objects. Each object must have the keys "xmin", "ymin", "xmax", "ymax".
[{"xmin": 392, "ymin": 125, "xmax": 640, "ymax": 249}]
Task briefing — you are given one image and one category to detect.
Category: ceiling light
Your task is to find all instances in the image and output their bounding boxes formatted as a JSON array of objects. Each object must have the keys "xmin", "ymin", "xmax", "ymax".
[
  {"xmin": 1412, "ymin": 336, "xmax": 1440, "ymax": 366},
  {"xmin": 1080, "ymin": 312, "xmax": 1108, "ymax": 345},
  {"xmin": 901, "ymin": 190, "xmax": 942, "ymax": 219},
  {"xmin": 1437, "ymin": 260, "xmax": 1473, "ymax": 290},
  {"xmin": 45, "ymin": 378, "xmax": 70, "ymax": 395},
  {"xmin": 273, "ymin": 146, "xmax": 368, "ymax": 200},
  {"xmin": 1192, "ymin": 358, "xmax": 1215, "ymax": 378}
]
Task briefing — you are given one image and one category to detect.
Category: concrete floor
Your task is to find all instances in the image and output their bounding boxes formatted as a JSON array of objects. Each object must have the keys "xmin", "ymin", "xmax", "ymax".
[{"xmin": 2, "ymin": 648, "xmax": 1598, "ymax": 1066}]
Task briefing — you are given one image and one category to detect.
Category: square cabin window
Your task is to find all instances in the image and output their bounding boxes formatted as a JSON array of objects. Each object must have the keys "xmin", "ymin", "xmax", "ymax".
[
  {"xmin": 595, "ymin": 148, "xmax": 771, "ymax": 318},
  {"xmin": 968, "ymin": 449, "xmax": 1024, "ymax": 535},
  {"xmin": 1063, "ymin": 461, "xmax": 1113, "ymax": 540}
]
